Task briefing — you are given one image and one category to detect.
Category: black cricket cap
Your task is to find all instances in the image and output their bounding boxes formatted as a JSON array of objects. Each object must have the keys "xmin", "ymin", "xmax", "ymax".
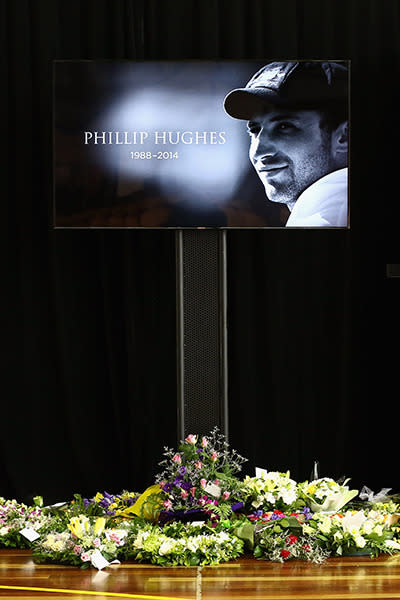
[{"xmin": 224, "ymin": 61, "xmax": 348, "ymax": 120}]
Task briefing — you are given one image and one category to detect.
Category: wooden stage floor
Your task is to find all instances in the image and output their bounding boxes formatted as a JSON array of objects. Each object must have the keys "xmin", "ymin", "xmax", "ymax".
[{"xmin": 1, "ymin": 549, "xmax": 400, "ymax": 599}]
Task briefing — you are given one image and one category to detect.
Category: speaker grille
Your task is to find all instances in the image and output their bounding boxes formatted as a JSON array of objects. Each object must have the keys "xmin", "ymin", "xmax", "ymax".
[{"xmin": 176, "ymin": 230, "xmax": 227, "ymax": 439}]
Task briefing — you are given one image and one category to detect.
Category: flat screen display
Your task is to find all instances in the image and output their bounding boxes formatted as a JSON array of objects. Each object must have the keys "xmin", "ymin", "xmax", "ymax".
[{"xmin": 53, "ymin": 60, "xmax": 350, "ymax": 228}]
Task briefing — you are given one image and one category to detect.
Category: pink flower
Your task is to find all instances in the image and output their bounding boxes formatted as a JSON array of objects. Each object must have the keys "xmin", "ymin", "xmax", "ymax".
[
  {"xmin": 109, "ymin": 533, "xmax": 123, "ymax": 546},
  {"xmin": 172, "ymin": 454, "xmax": 182, "ymax": 464},
  {"xmin": 81, "ymin": 553, "xmax": 91, "ymax": 562},
  {"xmin": 163, "ymin": 499, "xmax": 173, "ymax": 510},
  {"xmin": 222, "ymin": 491, "xmax": 230, "ymax": 500},
  {"xmin": 201, "ymin": 437, "xmax": 208, "ymax": 448},
  {"xmin": 73, "ymin": 545, "xmax": 82, "ymax": 555},
  {"xmin": 159, "ymin": 480, "xmax": 166, "ymax": 489},
  {"xmin": 198, "ymin": 498, "xmax": 206, "ymax": 507},
  {"xmin": 180, "ymin": 490, "xmax": 189, "ymax": 499},
  {"xmin": 185, "ymin": 434, "xmax": 198, "ymax": 445},
  {"xmin": 93, "ymin": 537, "xmax": 101, "ymax": 548},
  {"xmin": 200, "ymin": 478, "xmax": 207, "ymax": 489},
  {"xmin": 195, "ymin": 461, "xmax": 203, "ymax": 469},
  {"xmin": 211, "ymin": 452, "xmax": 218, "ymax": 462},
  {"xmin": 190, "ymin": 487, "xmax": 196, "ymax": 497}
]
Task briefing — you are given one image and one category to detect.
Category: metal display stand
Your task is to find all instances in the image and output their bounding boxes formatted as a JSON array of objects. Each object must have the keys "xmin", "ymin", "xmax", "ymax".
[{"xmin": 176, "ymin": 230, "xmax": 228, "ymax": 440}]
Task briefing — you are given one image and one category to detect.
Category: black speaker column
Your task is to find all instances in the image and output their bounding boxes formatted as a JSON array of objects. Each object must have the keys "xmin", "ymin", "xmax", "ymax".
[{"xmin": 176, "ymin": 230, "xmax": 228, "ymax": 441}]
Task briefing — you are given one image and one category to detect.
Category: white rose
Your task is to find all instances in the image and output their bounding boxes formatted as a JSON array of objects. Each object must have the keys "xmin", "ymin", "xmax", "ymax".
[
  {"xmin": 361, "ymin": 521, "xmax": 374, "ymax": 535},
  {"xmin": 159, "ymin": 539, "xmax": 175, "ymax": 555},
  {"xmin": 354, "ymin": 535, "xmax": 366, "ymax": 548},
  {"xmin": 265, "ymin": 493, "xmax": 276, "ymax": 505}
]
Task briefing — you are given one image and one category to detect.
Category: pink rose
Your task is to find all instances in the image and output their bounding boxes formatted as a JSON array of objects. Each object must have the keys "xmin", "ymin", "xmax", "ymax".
[
  {"xmin": 172, "ymin": 454, "xmax": 182, "ymax": 464},
  {"xmin": 211, "ymin": 452, "xmax": 218, "ymax": 462},
  {"xmin": 195, "ymin": 461, "xmax": 203, "ymax": 469},
  {"xmin": 222, "ymin": 491, "xmax": 230, "ymax": 500},
  {"xmin": 163, "ymin": 499, "xmax": 172, "ymax": 510},
  {"xmin": 200, "ymin": 478, "xmax": 207, "ymax": 489},
  {"xmin": 181, "ymin": 490, "xmax": 189, "ymax": 499},
  {"xmin": 81, "ymin": 552, "xmax": 91, "ymax": 562},
  {"xmin": 185, "ymin": 434, "xmax": 198, "ymax": 445},
  {"xmin": 201, "ymin": 436, "xmax": 208, "ymax": 448},
  {"xmin": 190, "ymin": 487, "xmax": 196, "ymax": 497},
  {"xmin": 109, "ymin": 533, "xmax": 123, "ymax": 546}
]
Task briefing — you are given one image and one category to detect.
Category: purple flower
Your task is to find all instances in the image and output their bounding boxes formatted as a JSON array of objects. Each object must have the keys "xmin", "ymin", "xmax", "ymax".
[
  {"xmin": 303, "ymin": 507, "xmax": 313, "ymax": 521},
  {"xmin": 181, "ymin": 481, "xmax": 192, "ymax": 491},
  {"xmin": 179, "ymin": 466, "xmax": 187, "ymax": 475},
  {"xmin": 270, "ymin": 513, "xmax": 281, "ymax": 521}
]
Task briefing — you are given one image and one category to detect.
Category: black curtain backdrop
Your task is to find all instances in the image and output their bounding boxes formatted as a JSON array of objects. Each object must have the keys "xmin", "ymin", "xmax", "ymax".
[{"xmin": 4, "ymin": 0, "xmax": 400, "ymax": 504}]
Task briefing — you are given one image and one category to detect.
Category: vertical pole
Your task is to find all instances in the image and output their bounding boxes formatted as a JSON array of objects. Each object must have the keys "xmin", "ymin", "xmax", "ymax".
[{"xmin": 176, "ymin": 230, "xmax": 228, "ymax": 441}]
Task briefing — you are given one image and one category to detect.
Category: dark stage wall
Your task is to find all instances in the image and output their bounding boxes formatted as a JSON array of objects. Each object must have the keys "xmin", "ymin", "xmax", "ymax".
[{"xmin": 3, "ymin": 0, "xmax": 400, "ymax": 504}]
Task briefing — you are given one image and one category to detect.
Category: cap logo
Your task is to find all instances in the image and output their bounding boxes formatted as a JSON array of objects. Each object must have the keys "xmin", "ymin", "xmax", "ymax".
[{"xmin": 248, "ymin": 63, "xmax": 296, "ymax": 91}]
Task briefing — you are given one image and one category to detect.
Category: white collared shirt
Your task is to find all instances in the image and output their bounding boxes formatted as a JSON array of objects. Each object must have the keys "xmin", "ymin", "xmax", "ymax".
[{"xmin": 285, "ymin": 167, "xmax": 348, "ymax": 227}]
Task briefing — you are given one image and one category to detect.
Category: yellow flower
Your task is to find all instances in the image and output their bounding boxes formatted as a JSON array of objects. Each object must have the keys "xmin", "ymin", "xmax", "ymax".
[
  {"xmin": 302, "ymin": 524, "xmax": 314, "ymax": 535},
  {"xmin": 307, "ymin": 484, "xmax": 317, "ymax": 495},
  {"xmin": 68, "ymin": 516, "xmax": 89, "ymax": 539},
  {"xmin": 94, "ymin": 517, "xmax": 106, "ymax": 536},
  {"xmin": 319, "ymin": 517, "xmax": 332, "ymax": 534}
]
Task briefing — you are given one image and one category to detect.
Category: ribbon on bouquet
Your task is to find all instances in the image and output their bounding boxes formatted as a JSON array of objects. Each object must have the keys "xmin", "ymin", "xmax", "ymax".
[{"xmin": 359, "ymin": 485, "xmax": 392, "ymax": 503}]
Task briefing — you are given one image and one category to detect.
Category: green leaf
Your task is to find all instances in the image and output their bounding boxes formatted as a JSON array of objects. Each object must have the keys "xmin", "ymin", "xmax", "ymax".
[
  {"xmin": 280, "ymin": 518, "xmax": 289, "ymax": 528},
  {"xmin": 232, "ymin": 523, "xmax": 255, "ymax": 550}
]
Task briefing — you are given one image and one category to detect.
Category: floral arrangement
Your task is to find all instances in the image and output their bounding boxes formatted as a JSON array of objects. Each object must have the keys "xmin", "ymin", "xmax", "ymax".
[
  {"xmin": 299, "ymin": 478, "xmax": 358, "ymax": 513},
  {"xmin": 241, "ymin": 470, "xmax": 299, "ymax": 513},
  {"xmin": 1, "ymin": 430, "xmax": 400, "ymax": 568},
  {"xmin": 0, "ymin": 497, "xmax": 49, "ymax": 548},
  {"xmin": 252, "ymin": 511, "xmax": 329, "ymax": 563},
  {"xmin": 302, "ymin": 507, "xmax": 400, "ymax": 557},
  {"xmin": 254, "ymin": 529, "xmax": 329, "ymax": 563},
  {"xmin": 121, "ymin": 520, "xmax": 244, "ymax": 566},
  {"xmin": 32, "ymin": 514, "xmax": 243, "ymax": 568},
  {"xmin": 155, "ymin": 427, "xmax": 247, "ymax": 521},
  {"xmin": 33, "ymin": 514, "xmax": 139, "ymax": 568}
]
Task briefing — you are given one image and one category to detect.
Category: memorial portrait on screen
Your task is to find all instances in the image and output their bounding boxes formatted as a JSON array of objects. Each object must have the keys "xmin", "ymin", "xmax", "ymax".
[
  {"xmin": 53, "ymin": 60, "xmax": 349, "ymax": 229},
  {"xmin": 224, "ymin": 61, "xmax": 349, "ymax": 227}
]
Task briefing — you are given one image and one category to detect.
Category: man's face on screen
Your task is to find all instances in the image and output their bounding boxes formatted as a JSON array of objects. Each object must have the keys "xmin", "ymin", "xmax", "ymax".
[{"xmin": 248, "ymin": 108, "xmax": 336, "ymax": 208}]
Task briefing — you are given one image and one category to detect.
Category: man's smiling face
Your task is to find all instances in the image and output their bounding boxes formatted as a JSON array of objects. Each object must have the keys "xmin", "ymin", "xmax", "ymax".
[{"xmin": 248, "ymin": 108, "xmax": 336, "ymax": 208}]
